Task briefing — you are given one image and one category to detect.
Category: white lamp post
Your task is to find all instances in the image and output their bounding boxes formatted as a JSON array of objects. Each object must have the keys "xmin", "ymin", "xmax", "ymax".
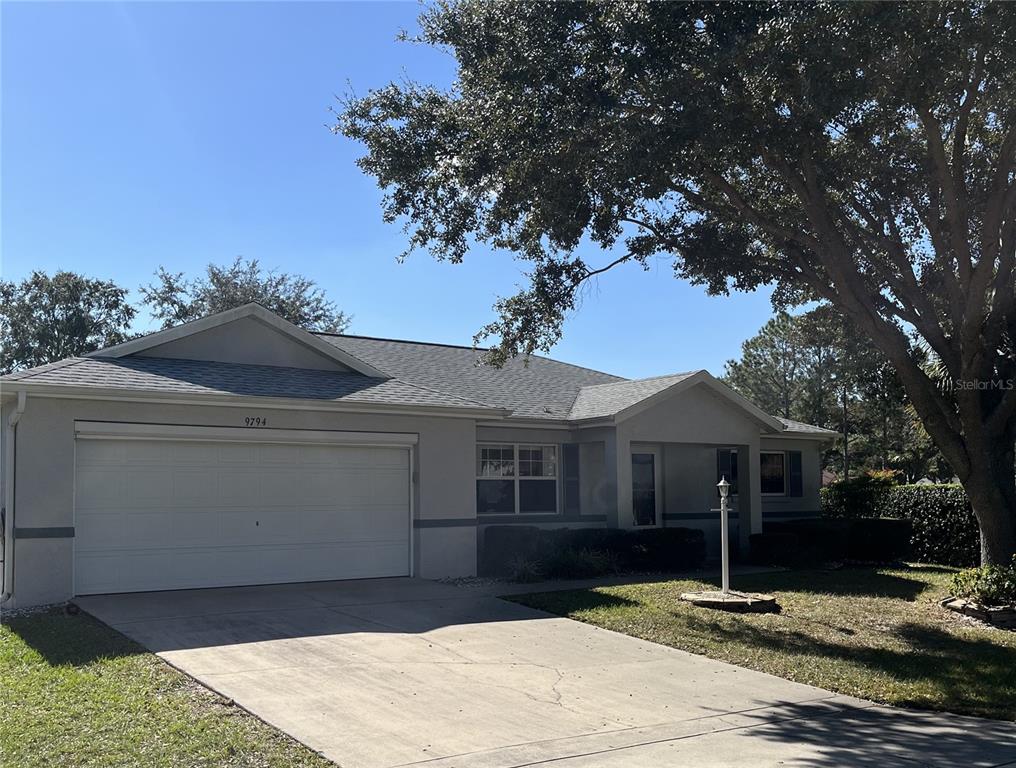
[
  {"xmin": 717, "ymin": 476, "xmax": 731, "ymax": 595},
  {"xmin": 680, "ymin": 474, "xmax": 776, "ymax": 612}
]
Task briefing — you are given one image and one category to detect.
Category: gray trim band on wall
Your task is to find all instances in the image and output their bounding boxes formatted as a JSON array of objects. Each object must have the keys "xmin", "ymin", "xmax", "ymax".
[
  {"xmin": 414, "ymin": 518, "xmax": 479, "ymax": 529},
  {"xmin": 476, "ymin": 514, "xmax": 607, "ymax": 525},
  {"xmin": 15, "ymin": 527, "xmax": 75, "ymax": 539},
  {"xmin": 663, "ymin": 513, "xmax": 721, "ymax": 521},
  {"xmin": 762, "ymin": 510, "xmax": 822, "ymax": 519}
]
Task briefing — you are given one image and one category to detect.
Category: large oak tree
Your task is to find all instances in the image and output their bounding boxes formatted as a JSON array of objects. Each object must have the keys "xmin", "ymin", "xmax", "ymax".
[
  {"xmin": 339, "ymin": 2, "xmax": 1016, "ymax": 563},
  {"xmin": 0, "ymin": 271, "xmax": 136, "ymax": 373}
]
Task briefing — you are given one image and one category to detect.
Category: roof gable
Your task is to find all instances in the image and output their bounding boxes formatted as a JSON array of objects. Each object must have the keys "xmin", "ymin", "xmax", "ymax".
[
  {"xmin": 570, "ymin": 370, "xmax": 786, "ymax": 432},
  {"xmin": 92, "ymin": 304, "xmax": 386, "ymax": 377}
]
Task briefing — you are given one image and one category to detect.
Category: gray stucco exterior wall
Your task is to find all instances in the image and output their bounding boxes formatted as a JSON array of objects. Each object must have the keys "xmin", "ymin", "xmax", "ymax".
[{"xmin": 7, "ymin": 395, "xmax": 479, "ymax": 608}]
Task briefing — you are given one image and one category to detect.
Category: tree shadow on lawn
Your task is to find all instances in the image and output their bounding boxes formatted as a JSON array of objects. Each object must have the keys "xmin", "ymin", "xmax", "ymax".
[
  {"xmin": 676, "ymin": 612, "xmax": 1016, "ymax": 720},
  {"xmin": 4, "ymin": 608, "xmax": 143, "ymax": 667},
  {"xmin": 512, "ymin": 588, "xmax": 642, "ymax": 615},
  {"xmin": 728, "ymin": 567, "xmax": 933, "ymax": 601}
]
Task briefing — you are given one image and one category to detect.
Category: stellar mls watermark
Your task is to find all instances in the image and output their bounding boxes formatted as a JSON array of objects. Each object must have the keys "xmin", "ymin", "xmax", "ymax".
[{"xmin": 941, "ymin": 378, "xmax": 1016, "ymax": 392}]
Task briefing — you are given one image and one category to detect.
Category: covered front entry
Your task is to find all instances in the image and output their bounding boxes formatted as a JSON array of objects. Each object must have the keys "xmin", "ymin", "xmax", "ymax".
[{"xmin": 73, "ymin": 423, "xmax": 413, "ymax": 595}]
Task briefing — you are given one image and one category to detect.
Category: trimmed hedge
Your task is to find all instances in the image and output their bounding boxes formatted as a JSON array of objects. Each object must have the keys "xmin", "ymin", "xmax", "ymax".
[
  {"xmin": 749, "ymin": 517, "xmax": 911, "ymax": 566},
  {"xmin": 821, "ymin": 481, "xmax": 979, "ymax": 567},
  {"xmin": 480, "ymin": 526, "xmax": 706, "ymax": 578},
  {"xmin": 891, "ymin": 485, "xmax": 979, "ymax": 567}
]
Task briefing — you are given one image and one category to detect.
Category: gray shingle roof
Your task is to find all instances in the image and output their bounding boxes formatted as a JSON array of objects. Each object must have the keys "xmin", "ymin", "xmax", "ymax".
[
  {"xmin": 568, "ymin": 372, "xmax": 699, "ymax": 421},
  {"xmin": 317, "ymin": 335, "xmax": 622, "ymax": 420},
  {"xmin": 1, "ymin": 326, "xmax": 833, "ymax": 436},
  {"xmin": 3, "ymin": 356, "xmax": 495, "ymax": 411},
  {"xmin": 776, "ymin": 417, "xmax": 839, "ymax": 436}
]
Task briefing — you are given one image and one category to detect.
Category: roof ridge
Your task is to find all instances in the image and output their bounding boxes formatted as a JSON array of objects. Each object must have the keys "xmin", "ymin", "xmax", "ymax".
[{"xmin": 577, "ymin": 370, "xmax": 700, "ymax": 391}]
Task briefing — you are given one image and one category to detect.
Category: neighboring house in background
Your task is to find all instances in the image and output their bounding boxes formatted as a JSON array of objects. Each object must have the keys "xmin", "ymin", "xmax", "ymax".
[{"xmin": 0, "ymin": 303, "xmax": 836, "ymax": 608}]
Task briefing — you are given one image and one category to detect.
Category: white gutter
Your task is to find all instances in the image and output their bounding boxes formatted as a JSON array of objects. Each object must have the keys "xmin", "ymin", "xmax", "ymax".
[{"xmin": 1, "ymin": 390, "xmax": 26, "ymax": 604}]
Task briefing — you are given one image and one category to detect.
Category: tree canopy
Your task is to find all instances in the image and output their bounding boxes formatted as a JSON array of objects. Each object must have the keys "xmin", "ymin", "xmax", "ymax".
[
  {"xmin": 0, "ymin": 271, "xmax": 136, "ymax": 373},
  {"xmin": 340, "ymin": 1, "xmax": 1016, "ymax": 562},
  {"xmin": 140, "ymin": 257, "xmax": 351, "ymax": 333}
]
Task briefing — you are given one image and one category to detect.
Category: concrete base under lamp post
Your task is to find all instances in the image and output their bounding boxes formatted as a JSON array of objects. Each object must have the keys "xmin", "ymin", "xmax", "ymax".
[{"xmin": 680, "ymin": 475, "xmax": 780, "ymax": 614}]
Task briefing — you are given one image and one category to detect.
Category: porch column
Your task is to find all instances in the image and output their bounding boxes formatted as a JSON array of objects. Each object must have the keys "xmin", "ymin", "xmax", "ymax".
[
  {"xmin": 602, "ymin": 430, "xmax": 622, "ymax": 528},
  {"xmin": 740, "ymin": 437, "xmax": 763, "ymax": 553}
]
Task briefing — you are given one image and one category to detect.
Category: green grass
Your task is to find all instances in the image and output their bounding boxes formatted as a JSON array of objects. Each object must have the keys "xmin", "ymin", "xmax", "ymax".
[
  {"xmin": 0, "ymin": 608, "xmax": 334, "ymax": 768},
  {"xmin": 508, "ymin": 565, "xmax": 1016, "ymax": 721}
]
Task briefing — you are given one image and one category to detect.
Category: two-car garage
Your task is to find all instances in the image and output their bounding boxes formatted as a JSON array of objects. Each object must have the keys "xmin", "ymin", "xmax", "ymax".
[{"xmin": 72, "ymin": 423, "xmax": 414, "ymax": 595}]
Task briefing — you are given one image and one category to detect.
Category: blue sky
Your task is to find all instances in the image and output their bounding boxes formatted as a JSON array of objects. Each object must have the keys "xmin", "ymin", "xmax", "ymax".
[{"xmin": 2, "ymin": 1, "xmax": 775, "ymax": 378}]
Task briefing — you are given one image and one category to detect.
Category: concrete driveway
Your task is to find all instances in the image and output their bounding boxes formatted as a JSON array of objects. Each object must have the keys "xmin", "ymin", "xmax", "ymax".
[{"xmin": 78, "ymin": 578, "xmax": 1016, "ymax": 768}]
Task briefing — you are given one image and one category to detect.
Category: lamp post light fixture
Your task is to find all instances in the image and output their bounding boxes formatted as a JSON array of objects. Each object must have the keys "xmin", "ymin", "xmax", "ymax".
[
  {"xmin": 678, "ymin": 472, "xmax": 778, "ymax": 613},
  {"xmin": 717, "ymin": 476, "xmax": 731, "ymax": 595}
]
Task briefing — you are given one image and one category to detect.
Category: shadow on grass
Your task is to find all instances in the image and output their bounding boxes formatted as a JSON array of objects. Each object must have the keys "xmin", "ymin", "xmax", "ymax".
[
  {"xmin": 726, "ymin": 568, "xmax": 933, "ymax": 601},
  {"xmin": 509, "ymin": 589, "xmax": 641, "ymax": 614},
  {"xmin": 677, "ymin": 612, "xmax": 1016, "ymax": 720},
  {"xmin": 5, "ymin": 608, "xmax": 142, "ymax": 667}
]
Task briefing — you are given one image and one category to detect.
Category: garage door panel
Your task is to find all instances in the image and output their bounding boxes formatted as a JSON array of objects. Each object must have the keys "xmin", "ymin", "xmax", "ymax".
[
  {"xmin": 74, "ymin": 475, "xmax": 122, "ymax": 512},
  {"xmin": 76, "ymin": 540, "xmax": 410, "ymax": 594},
  {"xmin": 74, "ymin": 435, "xmax": 412, "ymax": 594}
]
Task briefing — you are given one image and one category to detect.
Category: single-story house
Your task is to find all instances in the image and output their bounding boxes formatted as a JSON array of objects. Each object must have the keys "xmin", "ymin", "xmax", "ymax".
[{"xmin": 0, "ymin": 303, "xmax": 835, "ymax": 608}]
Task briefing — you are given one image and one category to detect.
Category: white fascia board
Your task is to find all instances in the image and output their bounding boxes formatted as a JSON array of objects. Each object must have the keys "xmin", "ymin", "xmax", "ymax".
[
  {"xmin": 89, "ymin": 303, "xmax": 388, "ymax": 378},
  {"xmin": 75, "ymin": 420, "xmax": 420, "ymax": 446},
  {"xmin": 6, "ymin": 382, "xmax": 510, "ymax": 420},
  {"xmin": 765, "ymin": 430, "xmax": 840, "ymax": 442}
]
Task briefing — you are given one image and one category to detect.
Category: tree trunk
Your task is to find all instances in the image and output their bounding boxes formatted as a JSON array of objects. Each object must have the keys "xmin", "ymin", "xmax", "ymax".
[
  {"xmin": 841, "ymin": 384, "xmax": 849, "ymax": 479},
  {"xmin": 964, "ymin": 458, "xmax": 1016, "ymax": 566}
]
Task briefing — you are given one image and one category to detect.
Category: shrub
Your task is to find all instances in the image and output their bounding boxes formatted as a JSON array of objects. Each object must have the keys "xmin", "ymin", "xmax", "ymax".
[
  {"xmin": 481, "ymin": 526, "xmax": 706, "ymax": 578},
  {"xmin": 752, "ymin": 518, "xmax": 911, "ymax": 566},
  {"xmin": 820, "ymin": 474, "xmax": 896, "ymax": 519},
  {"xmin": 627, "ymin": 528, "xmax": 707, "ymax": 571},
  {"xmin": 951, "ymin": 558, "xmax": 1016, "ymax": 606},
  {"xmin": 891, "ymin": 485, "xmax": 979, "ymax": 567},
  {"xmin": 821, "ymin": 481, "xmax": 979, "ymax": 567},
  {"xmin": 847, "ymin": 517, "xmax": 912, "ymax": 562},
  {"xmin": 506, "ymin": 554, "xmax": 545, "ymax": 583},
  {"xmin": 543, "ymin": 547, "xmax": 621, "ymax": 579},
  {"xmin": 480, "ymin": 526, "xmax": 543, "ymax": 576},
  {"xmin": 748, "ymin": 532, "xmax": 800, "ymax": 567}
]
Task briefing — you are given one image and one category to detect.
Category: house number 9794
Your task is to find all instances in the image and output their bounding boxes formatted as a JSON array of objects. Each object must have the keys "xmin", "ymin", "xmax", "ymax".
[{"xmin": 244, "ymin": 416, "xmax": 268, "ymax": 427}]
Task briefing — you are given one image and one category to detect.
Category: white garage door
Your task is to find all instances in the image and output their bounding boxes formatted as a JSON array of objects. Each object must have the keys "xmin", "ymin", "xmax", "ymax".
[{"xmin": 74, "ymin": 430, "xmax": 412, "ymax": 595}]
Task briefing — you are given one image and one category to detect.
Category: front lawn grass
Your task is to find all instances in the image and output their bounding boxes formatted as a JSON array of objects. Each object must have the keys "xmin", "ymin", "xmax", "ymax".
[
  {"xmin": 0, "ymin": 608, "xmax": 333, "ymax": 768},
  {"xmin": 508, "ymin": 564, "xmax": 1016, "ymax": 721}
]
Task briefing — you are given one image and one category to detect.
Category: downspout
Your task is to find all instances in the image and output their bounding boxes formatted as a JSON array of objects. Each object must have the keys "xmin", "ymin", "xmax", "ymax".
[{"xmin": 1, "ymin": 390, "xmax": 27, "ymax": 605}]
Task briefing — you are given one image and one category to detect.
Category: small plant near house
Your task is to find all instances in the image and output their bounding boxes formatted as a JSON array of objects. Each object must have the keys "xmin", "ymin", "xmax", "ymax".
[
  {"xmin": 951, "ymin": 558, "xmax": 1016, "ymax": 608},
  {"xmin": 506, "ymin": 555, "xmax": 545, "ymax": 584}
]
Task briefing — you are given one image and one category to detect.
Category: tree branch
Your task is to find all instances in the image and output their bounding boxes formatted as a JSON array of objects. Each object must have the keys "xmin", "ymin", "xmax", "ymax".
[{"xmin": 916, "ymin": 103, "xmax": 973, "ymax": 284}]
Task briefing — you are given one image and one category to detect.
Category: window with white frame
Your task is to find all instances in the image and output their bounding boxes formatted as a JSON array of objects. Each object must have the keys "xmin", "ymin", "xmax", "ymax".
[
  {"xmin": 760, "ymin": 451, "xmax": 786, "ymax": 495},
  {"xmin": 477, "ymin": 444, "xmax": 558, "ymax": 514}
]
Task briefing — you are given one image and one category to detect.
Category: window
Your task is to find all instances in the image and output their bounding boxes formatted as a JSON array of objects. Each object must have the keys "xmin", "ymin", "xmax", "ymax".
[
  {"xmin": 476, "ymin": 444, "xmax": 558, "ymax": 515},
  {"xmin": 760, "ymin": 451, "xmax": 786, "ymax": 495}
]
